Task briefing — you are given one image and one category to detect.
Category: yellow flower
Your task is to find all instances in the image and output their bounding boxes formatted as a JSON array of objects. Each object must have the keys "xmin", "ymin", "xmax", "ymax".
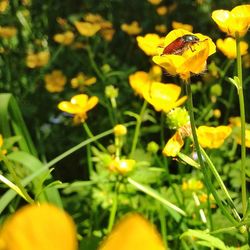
[
  {"xmin": 0, "ymin": 26, "xmax": 17, "ymax": 38},
  {"xmin": 162, "ymin": 131, "xmax": 184, "ymax": 157},
  {"xmin": 197, "ymin": 125, "xmax": 232, "ymax": 149},
  {"xmin": 147, "ymin": 0, "xmax": 162, "ymax": 5},
  {"xmin": 26, "ymin": 51, "xmax": 50, "ymax": 68},
  {"xmin": 172, "ymin": 21, "xmax": 193, "ymax": 32},
  {"xmin": 143, "ymin": 82, "xmax": 187, "ymax": 113},
  {"xmin": 243, "ymin": 54, "xmax": 250, "ymax": 68},
  {"xmin": 212, "ymin": 5, "xmax": 250, "ymax": 37},
  {"xmin": 0, "ymin": 0, "xmax": 9, "ymax": 13},
  {"xmin": 84, "ymin": 13, "xmax": 104, "ymax": 23},
  {"xmin": 155, "ymin": 24, "xmax": 167, "ymax": 34},
  {"xmin": 216, "ymin": 37, "xmax": 248, "ymax": 59},
  {"xmin": 153, "ymin": 29, "xmax": 216, "ymax": 81},
  {"xmin": 71, "ymin": 72, "xmax": 96, "ymax": 90},
  {"xmin": 74, "ymin": 21, "xmax": 100, "ymax": 37},
  {"xmin": 229, "ymin": 117, "xmax": 250, "ymax": 148},
  {"xmin": 53, "ymin": 31, "xmax": 75, "ymax": 45},
  {"xmin": 108, "ymin": 158, "xmax": 135, "ymax": 175},
  {"xmin": 156, "ymin": 6, "xmax": 168, "ymax": 16},
  {"xmin": 182, "ymin": 179, "xmax": 204, "ymax": 191},
  {"xmin": 121, "ymin": 21, "xmax": 142, "ymax": 36},
  {"xmin": 0, "ymin": 134, "xmax": 7, "ymax": 155},
  {"xmin": 58, "ymin": 94, "xmax": 98, "ymax": 123},
  {"xmin": 99, "ymin": 213, "xmax": 165, "ymax": 250},
  {"xmin": 44, "ymin": 70, "xmax": 67, "ymax": 93},
  {"xmin": 113, "ymin": 124, "xmax": 127, "ymax": 136},
  {"xmin": 136, "ymin": 33, "xmax": 165, "ymax": 56},
  {"xmin": 0, "ymin": 204, "xmax": 77, "ymax": 250}
]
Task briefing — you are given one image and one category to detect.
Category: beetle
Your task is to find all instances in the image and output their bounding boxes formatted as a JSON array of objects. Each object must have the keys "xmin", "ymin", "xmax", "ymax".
[{"xmin": 161, "ymin": 34, "xmax": 200, "ymax": 55}]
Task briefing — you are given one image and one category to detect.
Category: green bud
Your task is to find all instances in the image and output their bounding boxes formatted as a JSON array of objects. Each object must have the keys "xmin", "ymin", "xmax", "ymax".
[
  {"xmin": 147, "ymin": 141, "xmax": 159, "ymax": 154},
  {"xmin": 105, "ymin": 85, "xmax": 119, "ymax": 99},
  {"xmin": 166, "ymin": 107, "xmax": 190, "ymax": 130}
]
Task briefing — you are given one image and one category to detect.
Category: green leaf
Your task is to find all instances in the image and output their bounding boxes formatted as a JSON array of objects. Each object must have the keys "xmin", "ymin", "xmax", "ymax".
[
  {"xmin": 128, "ymin": 177, "xmax": 186, "ymax": 219},
  {"xmin": 181, "ymin": 229, "xmax": 228, "ymax": 250}
]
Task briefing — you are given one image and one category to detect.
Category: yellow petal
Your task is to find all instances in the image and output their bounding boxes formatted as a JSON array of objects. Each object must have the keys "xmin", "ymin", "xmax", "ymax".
[
  {"xmin": 163, "ymin": 131, "xmax": 184, "ymax": 157},
  {"xmin": 0, "ymin": 204, "xmax": 77, "ymax": 250},
  {"xmin": 58, "ymin": 101, "xmax": 82, "ymax": 114},
  {"xmin": 74, "ymin": 21, "xmax": 100, "ymax": 37},
  {"xmin": 71, "ymin": 94, "xmax": 88, "ymax": 108},
  {"xmin": 85, "ymin": 96, "xmax": 99, "ymax": 111},
  {"xmin": 99, "ymin": 213, "xmax": 165, "ymax": 250}
]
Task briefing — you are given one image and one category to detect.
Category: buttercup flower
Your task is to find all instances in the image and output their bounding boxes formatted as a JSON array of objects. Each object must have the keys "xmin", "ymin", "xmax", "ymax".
[
  {"xmin": 121, "ymin": 21, "xmax": 142, "ymax": 36},
  {"xmin": 0, "ymin": 134, "xmax": 7, "ymax": 155},
  {"xmin": 0, "ymin": 26, "xmax": 17, "ymax": 38},
  {"xmin": 229, "ymin": 117, "xmax": 250, "ymax": 148},
  {"xmin": 143, "ymin": 82, "xmax": 187, "ymax": 113},
  {"xmin": 172, "ymin": 21, "xmax": 193, "ymax": 32},
  {"xmin": 53, "ymin": 31, "xmax": 75, "ymax": 45},
  {"xmin": 136, "ymin": 33, "xmax": 165, "ymax": 56},
  {"xmin": 197, "ymin": 125, "xmax": 232, "ymax": 149},
  {"xmin": 74, "ymin": 21, "xmax": 100, "ymax": 37},
  {"xmin": 0, "ymin": 0, "xmax": 9, "ymax": 13},
  {"xmin": 58, "ymin": 94, "xmax": 98, "ymax": 123},
  {"xmin": 113, "ymin": 124, "xmax": 127, "ymax": 136},
  {"xmin": 216, "ymin": 37, "xmax": 248, "ymax": 59},
  {"xmin": 26, "ymin": 51, "xmax": 50, "ymax": 68},
  {"xmin": 155, "ymin": 24, "xmax": 167, "ymax": 34},
  {"xmin": 108, "ymin": 158, "xmax": 135, "ymax": 175},
  {"xmin": 71, "ymin": 72, "xmax": 96, "ymax": 90},
  {"xmin": 156, "ymin": 6, "xmax": 168, "ymax": 16},
  {"xmin": 0, "ymin": 203, "xmax": 77, "ymax": 250},
  {"xmin": 212, "ymin": 5, "xmax": 250, "ymax": 37},
  {"xmin": 162, "ymin": 131, "xmax": 184, "ymax": 157},
  {"xmin": 147, "ymin": 0, "xmax": 162, "ymax": 5},
  {"xmin": 99, "ymin": 213, "xmax": 165, "ymax": 250},
  {"xmin": 44, "ymin": 70, "xmax": 67, "ymax": 93},
  {"xmin": 153, "ymin": 29, "xmax": 216, "ymax": 81},
  {"xmin": 182, "ymin": 179, "xmax": 204, "ymax": 191}
]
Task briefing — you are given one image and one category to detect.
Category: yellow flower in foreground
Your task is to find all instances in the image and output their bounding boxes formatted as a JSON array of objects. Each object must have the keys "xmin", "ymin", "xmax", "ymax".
[
  {"xmin": 53, "ymin": 31, "xmax": 75, "ymax": 45},
  {"xmin": 163, "ymin": 131, "xmax": 184, "ymax": 157},
  {"xmin": 129, "ymin": 67, "xmax": 162, "ymax": 97},
  {"xmin": 99, "ymin": 213, "xmax": 165, "ymax": 250},
  {"xmin": 172, "ymin": 21, "xmax": 193, "ymax": 32},
  {"xmin": 0, "ymin": 204, "xmax": 77, "ymax": 250},
  {"xmin": 58, "ymin": 94, "xmax": 98, "ymax": 123},
  {"xmin": 197, "ymin": 125, "xmax": 232, "ymax": 149},
  {"xmin": 0, "ymin": 26, "xmax": 17, "ymax": 38},
  {"xmin": 71, "ymin": 72, "xmax": 96, "ymax": 90},
  {"xmin": 74, "ymin": 21, "xmax": 100, "ymax": 37},
  {"xmin": 26, "ymin": 51, "xmax": 50, "ymax": 68},
  {"xmin": 44, "ymin": 70, "xmax": 66, "ymax": 93},
  {"xmin": 153, "ymin": 29, "xmax": 216, "ymax": 81},
  {"xmin": 212, "ymin": 5, "xmax": 250, "ymax": 37},
  {"xmin": 136, "ymin": 33, "xmax": 164, "ymax": 56},
  {"xmin": 121, "ymin": 21, "xmax": 142, "ymax": 36},
  {"xmin": 216, "ymin": 37, "xmax": 248, "ymax": 59},
  {"xmin": 143, "ymin": 82, "xmax": 187, "ymax": 113}
]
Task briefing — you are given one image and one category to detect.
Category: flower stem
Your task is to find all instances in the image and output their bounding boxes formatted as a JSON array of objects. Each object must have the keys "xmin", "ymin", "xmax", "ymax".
[
  {"xmin": 107, "ymin": 180, "xmax": 120, "ymax": 233},
  {"xmin": 130, "ymin": 100, "xmax": 147, "ymax": 157},
  {"xmin": 235, "ymin": 32, "xmax": 247, "ymax": 217},
  {"xmin": 83, "ymin": 122, "xmax": 107, "ymax": 152},
  {"xmin": 185, "ymin": 82, "xmax": 238, "ymax": 225}
]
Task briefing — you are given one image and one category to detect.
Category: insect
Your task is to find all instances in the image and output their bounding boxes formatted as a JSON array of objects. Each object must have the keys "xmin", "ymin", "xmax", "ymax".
[{"xmin": 161, "ymin": 34, "xmax": 200, "ymax": 55}]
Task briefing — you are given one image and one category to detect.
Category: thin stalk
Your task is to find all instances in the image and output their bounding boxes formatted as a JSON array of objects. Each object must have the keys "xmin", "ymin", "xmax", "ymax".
[
  {"xmin": 83, "ymin": 122, "xmax": 107, "ymax": 152},
  {"xmin": 130, "ymin": 100, "xmax": 147, "ymax": 157},
  {"xmin": 185, "ymin": 82, "xmax": 238, "ymax": 226},
  {"xmin": 235, "ymin": 32, "xmax": 247, "ymax": 216},
  {"xmin": 159, "ymin": 205, "xmax": 168, "ymax": 249},
  {"xmin": 0, "ymin": 153, "xmax": 34, "ymax": 204},
  {"xmin": 107, "ymin": 180, "xmax": 120, "ymax": 233},
  {"xmin": 86, "ymin": 44, "xmax": 105, "ymax": 83}
]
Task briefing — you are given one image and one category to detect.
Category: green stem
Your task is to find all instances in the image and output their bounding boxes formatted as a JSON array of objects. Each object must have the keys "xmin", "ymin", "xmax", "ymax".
[
  {"xmin": 236, "ymin": 32, "xmax": 247, "ymax": 216},
  {"xmin": 83, "ymin": 122, "xmax": 107, "ymax": 152},
  {"xmin": 0, "ymin": 153, "xmax": 34, "ymax": 204},
  {"xmin": 159, "ymin": 205, "xmax": 168, "ymax": 249},
  {"xmin": 130, "ymin": 100, "xmax": 147, "ymax": 157},
  {"xmin": 107, "ymin": 180, "xmax": 120, "ymax": 233},
  {"xmin": 86, "ymin": 44, "xmax": 105, "ymax": 83},
  {"xmin": 185, "ymin": 82, "xmax": 238, "ymax": 226}
]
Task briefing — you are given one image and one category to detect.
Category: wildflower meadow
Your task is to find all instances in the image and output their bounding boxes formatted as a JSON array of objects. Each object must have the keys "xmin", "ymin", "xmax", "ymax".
[{"xmin": 1, "ymin": 1, "xmax": 250, "ymax": 249}]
